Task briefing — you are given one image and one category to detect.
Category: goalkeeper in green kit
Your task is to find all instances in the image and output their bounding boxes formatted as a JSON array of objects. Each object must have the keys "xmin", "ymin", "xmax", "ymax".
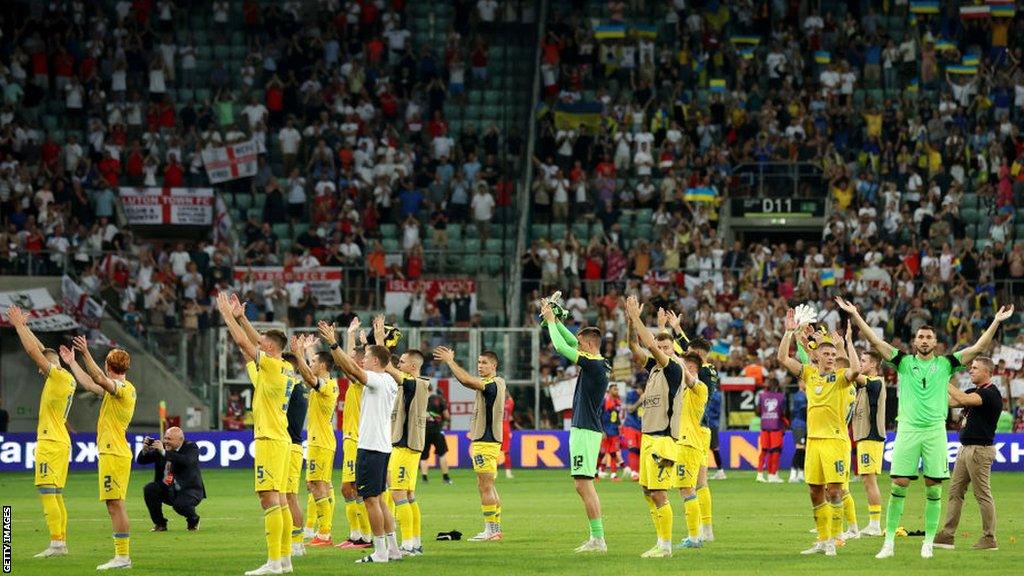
[{"xmin": 835, "ymin": 297, "xmax": 1013, "ymax": 560}]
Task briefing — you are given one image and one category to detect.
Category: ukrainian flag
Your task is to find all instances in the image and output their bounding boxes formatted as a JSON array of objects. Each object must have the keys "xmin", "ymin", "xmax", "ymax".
[
  {"xmin": 730, "ymin": 36, "xmax": 761, "ymax": 45},
  {"xmin": 709, "ymin": 78, "xmax": 726, "ymax": 93},
  {"xmin": 820, "ymin": 269, "xmax": 836, "ymax": 287},
  {"xmin": 815, "ymin": 51, "xmax": 831, "ymax": 64},
  {"xmin": 684, "ymin": 186, "xmax": 717, "ymax": 203},
  {"xmin": 947, "ymin": 64, "xmax": 978, "ymax": 75},
  {"xmin": 594, "ymin": 24, "xmax": 626, "ymax": 40},
  {"xmin": 907, "ymin": 78, "xmax": 920, "ymax": 92},
  {"xmin": 910, "ymin": 1, "xmax": 940, "ymax": 14},
  {"xmin": 738, "ymin": 47, "xmax": 755, "ymax": 60},
  {"xmin": 633, "ymin": 24, "xmax": 657, "ymax": 39},
  {"xmin": 935, "ymin": 40, "xmax": 956, "ymax": 51},
  {"xmin": 553, "ymin": 102, "xmax": 604, "ymax": 130},
  {"xmin": 710, "ymin": 341, "xmax": 731, "ymax": 362},
  {"xmin": 962, "ymin": 54, "xmax": 980, "ymax": 66}
]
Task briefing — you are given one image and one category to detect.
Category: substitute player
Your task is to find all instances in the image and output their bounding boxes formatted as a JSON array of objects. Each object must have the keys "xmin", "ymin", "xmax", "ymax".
[
  {"xmin": 281, "ymin": 348, "xmax": 309, "ymax": 557},
  {"xmin": 433, "ymin": 346, "xmax": 507, "ymax": 541},
  {"xmin": 665, "ymin": 310, "xmax": 719, "ymax": 540},
  {"xmin": 333, "ymin": 318, "xmax": 373, "ymax": 549},
  {"xmin": 675, "ymin": 352, "xmax": 708, "ymax": 550},
  {"xmin": 542, "ymin": 301, "xmax": 610, "ymax": 553},
  {"xmin": 8, "ymin": 306, "xmax": 76, "ymax": 559},
  {"xmin": 292, "ymin": 335, "xmax": 341, "ymax": 548},
  {"xmin": 319, "ymin": 320, "xmax": 401, "ymax": 564},
  {"xmin": 218, "ymin": 293, "xmax": 295, "ymax": 575},
  {"xmin": 597, "ymin": 384, "xmax": 625, "ymax": 480},
  {"xmin": 419, "ymin": 383, "xmax": 452, "ymax": 485},
  {"xmin": 61, "ymin": 336, "xmax": 136, "ymax": 571},
  {"xmin": 778, "ymin": 309, "xmax": 860, "ymax": 557},
  {"xmin": 838, "ymin": 297, "xmax": 1012, "ymax": 559},
  {"xmin": 850, "ymin": 349, "xmax": 886, "ymax": 537},
  {"xmin": 755, "ymin": 380, "xmax": 787, "ymax": 484}
]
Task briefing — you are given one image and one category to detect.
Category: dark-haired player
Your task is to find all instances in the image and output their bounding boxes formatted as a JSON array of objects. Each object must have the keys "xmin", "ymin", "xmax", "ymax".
[
  {"xmin": 542, "ymin": 302, "xmax": 610, "ymax": 553},
  {"xmin": 433, "ymin": 346, "xmax": 507, "ymax": 541},
  {"xmin": 837, "ymin": 297, "xmax": 1013, "ymax": 559},
  {"xmin": 850, "ymin": 349, "xmax": 886, "ymax": 536},
  {"xmin": 597, "ymin": 384, "xmax": 625, "ymax": 481}
]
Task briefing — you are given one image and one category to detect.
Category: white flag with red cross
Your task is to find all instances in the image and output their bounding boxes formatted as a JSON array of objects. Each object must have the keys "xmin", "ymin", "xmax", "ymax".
[{"xmin": 202, "ymin": 140, "xmax": 259, "ymax": 183}]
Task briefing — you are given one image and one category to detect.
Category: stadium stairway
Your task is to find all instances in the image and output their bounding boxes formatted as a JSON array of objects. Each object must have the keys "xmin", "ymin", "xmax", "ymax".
[{"xmin": 0, "ymin": 277, "xmax": 211, "ymax": 434}]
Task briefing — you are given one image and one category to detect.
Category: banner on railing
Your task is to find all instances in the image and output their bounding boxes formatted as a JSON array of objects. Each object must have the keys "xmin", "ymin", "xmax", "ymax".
[
  {"xmin": 0, "ymin": 288, "xmax": 77, "ymax": 332},
  {"xmin": 2, "ymin": 431, "xmax": 1024, "ymax": 472},
  {"xmin": 233, "ymin": 266, "xmax": 344, "ymax": 306},
  {"xmin": 119, "ymin": 187, "xmax": 214, "ymax": 225},
  {"xmin": 202, "ymin": 140, "xmax": 258, "ymax": 183},
  {"xmin": 384, "ymin": 278, "xmax": 476, "ymax": 319}
]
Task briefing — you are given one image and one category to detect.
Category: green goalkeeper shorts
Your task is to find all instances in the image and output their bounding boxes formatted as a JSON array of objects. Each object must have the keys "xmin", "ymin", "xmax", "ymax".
[
  {"xmin": 889, "ymin": 428, "xmax": 951, "ymax": 480},
  {"xmin": 569, "ymin": 427, "xmax": 602, "ymax": 479}
]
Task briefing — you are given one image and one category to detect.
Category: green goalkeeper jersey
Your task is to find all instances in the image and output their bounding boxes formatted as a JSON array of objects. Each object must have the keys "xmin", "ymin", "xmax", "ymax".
[{"xmin": 887, "ymin": 349, "xmax": 964, "ymax": 431}]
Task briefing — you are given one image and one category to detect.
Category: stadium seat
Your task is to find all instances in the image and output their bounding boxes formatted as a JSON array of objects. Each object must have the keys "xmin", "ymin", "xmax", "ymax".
[{"xmin": 234, "ymin": 194, "xmax": 253, "ymax": 210}]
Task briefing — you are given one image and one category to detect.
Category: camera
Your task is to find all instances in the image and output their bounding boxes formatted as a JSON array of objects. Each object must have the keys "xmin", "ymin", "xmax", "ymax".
[{"xmin": 144, "ymin": 437, "xmax": 157, "ymax": 446}]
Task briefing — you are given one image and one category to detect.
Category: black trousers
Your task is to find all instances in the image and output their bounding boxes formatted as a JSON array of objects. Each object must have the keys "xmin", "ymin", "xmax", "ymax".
[{"xmin": 143, "ymin": 481, "xmax": 200, "ymax": 527}]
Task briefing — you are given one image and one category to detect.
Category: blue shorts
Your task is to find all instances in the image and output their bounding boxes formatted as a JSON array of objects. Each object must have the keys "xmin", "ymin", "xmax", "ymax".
[{"xmin": 356, "ymin": 448, "xmax": 390, "ymax": 498}]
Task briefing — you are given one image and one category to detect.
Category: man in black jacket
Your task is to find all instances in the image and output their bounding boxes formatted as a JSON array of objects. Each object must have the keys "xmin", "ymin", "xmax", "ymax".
[{"xmin": 138, "ymin": 427, "xmax": 206, "ymax": 531}]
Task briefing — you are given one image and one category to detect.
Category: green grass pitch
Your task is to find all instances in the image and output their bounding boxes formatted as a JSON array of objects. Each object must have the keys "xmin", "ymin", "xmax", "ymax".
[{"xmin": 2, "ymin": 469, "xmax": 1022, "ymax": 575}]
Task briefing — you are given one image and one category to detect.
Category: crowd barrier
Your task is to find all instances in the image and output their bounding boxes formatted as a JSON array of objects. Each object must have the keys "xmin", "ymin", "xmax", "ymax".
[{"xmin": 1, "ymin": 431, "xmax": 1023, "ymax": 472}]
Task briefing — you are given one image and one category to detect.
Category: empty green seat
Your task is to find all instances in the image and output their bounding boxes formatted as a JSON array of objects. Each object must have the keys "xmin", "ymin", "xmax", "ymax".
[{"xmin": 234, "ymin": 194, "xmax": 253, "ymax": 210}]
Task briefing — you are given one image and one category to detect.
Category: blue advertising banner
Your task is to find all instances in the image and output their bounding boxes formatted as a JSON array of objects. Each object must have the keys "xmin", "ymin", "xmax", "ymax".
[{"xmin": 1, "ymin": 431, "xmax": 1023, "ymax": 473}]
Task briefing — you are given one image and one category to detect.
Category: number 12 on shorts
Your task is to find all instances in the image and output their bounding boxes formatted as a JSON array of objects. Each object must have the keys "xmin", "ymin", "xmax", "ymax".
[{"xmin": 572, "ymin": 455, "xmax": 583, "ymax": 471}]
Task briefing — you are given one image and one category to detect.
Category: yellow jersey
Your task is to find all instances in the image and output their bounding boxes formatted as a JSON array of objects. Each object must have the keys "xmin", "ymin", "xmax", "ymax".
[
  {"xmin": 97, "ymin": 379, "xmax": 136, "ymax": 457},
  {"xmin": 342, "ymin": 379, "xmax": 364, "ymax": 441},
  {"xmin": 802, "ymin": 365, "xmax": 852, "ymax": 440},
  {"xmin": 38, "ymin": 365, "xmax": 76, "ymax": 446},
  {"xmin": 307, "ymin": 376, "xmax": 339, "ymax": 450},
  {"xmin": 250, "ymin": 353, "xmax": 293, "ymax": 442},
  {"xmin": 679, "ymin": 382, "xmax": 708, "ymax": 448}
]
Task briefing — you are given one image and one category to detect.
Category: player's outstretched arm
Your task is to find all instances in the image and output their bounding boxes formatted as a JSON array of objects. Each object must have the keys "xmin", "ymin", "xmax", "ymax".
[
  {"xmin": 959, "ymin": 304, "xmax": 1014, "ymax": 365},
  {"xmin": 231, "ymin": 294, "xmax": 260, "ymax": 347},
  {"xmin": 542, "ymin": 303, "xmax": 578, "ymax": 363},
  {"xmin": 290, "ymin": 335, "xmax": 317, "ymax": 387},
  {"xmin": 844, "ymin": 322, "xmax": 861, "ymax": 382},
  {"xmin": 433, "ymin": 346, "xmax": 484, "ymax": 390},
  {"xmin": 319, "ymin": 320, "xmax": 368, "ymax": 385},
  {"xmin": 835, "ymin": 296, "xmax": 897, "ymax": 360},
  {"xmin": 946, "ymin": 382, "xmax": 983, "ymax": 408},
  {"xmin": 372, "ymin": 314, "xmax": 387, "ymax": 348},
  {"xmin": 628, "ymin": 296, "xmax": 668, "ymax": 367},
  {"xmin": 778, "ymin": 309, "xmax": 804, "ymax": 376},
  {"xmin": 665, "ymin": 309, "xmax": 689, "ymax": 351},
  {"xmin": 7, "ymin": 306, "xmax": 51, "ymax": 374},
  {"xmin": 626, "ymin": 312, "xmax": 647, "ymax": 364},
  {"xmin": 59, "ymin": 346, "xmax": 105, "ymax": 395},
  {"xmin": 71, "ymin": 335, "xmax": 118, "ymax": 393},
  {"xmin": 345, "ymin": 316, "xmax": 360, "ymax": 355},
  {"xmin": 218, "ymin": 292, "xmax": 258, "ymax": 361}
]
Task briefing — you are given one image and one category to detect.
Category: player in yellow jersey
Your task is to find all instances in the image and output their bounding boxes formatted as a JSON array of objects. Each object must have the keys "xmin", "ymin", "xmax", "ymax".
[
  {"xmin": 778, "ymin": 309, "xmax": 860, "ymax": 557},
  {"xmin": 60, "ymin": 336, "xmax": 136, "ymax": 571},
  {"xmin": 217, "ymin": 293, "xmax": 295, "ymax": 576},
  {"xmin": 674, "ymin": 352, "xmax": 708, "ymax": 550},
  {"xmin": 7, "ymin": 306, "xmax": 76, "ymax": 559},
  {"xmin": 292, "ymin": 334, "xmax": 341, "ymax": 547}
]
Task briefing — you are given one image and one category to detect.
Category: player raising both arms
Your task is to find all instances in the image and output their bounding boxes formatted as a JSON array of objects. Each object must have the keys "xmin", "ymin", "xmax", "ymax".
[
  {"xmin": 542, "ymin": 301, "xmax": 610, "ymax": 553},
  {"xmin": 281, "ymin": 348, "xmax": 309, "ymax": 558},
  {"xmin": 779, "ymin": 309, "xmax": 860, "ymax": 557},
  {"xmin": 61, "ymin": 335, "xmax": 136, "ymax": 571},
  {"xmin": 433, "ymin": 345, "xmax": 507, "ymax": 541},
  {"xmin": 291, "ymin": 335, "xmax": 341, "ymax": 548},
  {"xmin": 217, "ymin": 292, "xmax": 295, "ymax": 575},
  {"xmin": 625, "ymin": 297, "xmax": 683, "ymax": 558},
  {"xmin": 7, "ymin": 306, "xmax": 76, "ymax": 559},
  {"xmin": 836, "ymin": 297, "xmax": 1013, "ymax": 559}
]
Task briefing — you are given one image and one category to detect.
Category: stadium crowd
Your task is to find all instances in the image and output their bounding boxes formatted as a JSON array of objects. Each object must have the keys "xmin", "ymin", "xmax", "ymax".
[{"xmin": 0, "ymin": 0, "xmax": 522, "ymax": 331}]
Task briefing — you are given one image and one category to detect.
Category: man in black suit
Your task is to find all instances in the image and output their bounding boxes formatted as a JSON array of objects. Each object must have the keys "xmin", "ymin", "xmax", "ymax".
[{"xmin": 138, "ymin": 427, "xmax": 206, "ymax": 531}]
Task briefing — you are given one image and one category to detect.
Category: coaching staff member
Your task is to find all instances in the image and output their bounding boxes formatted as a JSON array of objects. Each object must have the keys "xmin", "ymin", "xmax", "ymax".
[
  {"xmin": 934, "ymin": 357, "xmax": 1002, "ymax": 551},
  {"xmin": 138, "ymin": 426, "xmax": 206, "ymax": 531}
]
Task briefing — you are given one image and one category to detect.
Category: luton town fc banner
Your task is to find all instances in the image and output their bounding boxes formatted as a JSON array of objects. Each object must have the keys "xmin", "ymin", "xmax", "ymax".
[
  {"xmin": 119, "ymin": 187, "xmax": 214, "ymax": 225},
  {"xmin": 202, "ymin": 140, "xmax": 258, "ymax": 183}
]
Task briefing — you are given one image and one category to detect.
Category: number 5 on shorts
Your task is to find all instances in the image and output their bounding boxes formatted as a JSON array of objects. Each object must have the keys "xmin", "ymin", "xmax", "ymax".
[{"xmin": 256, "ymin": 465, "xmax": 264, "ymax": 480}]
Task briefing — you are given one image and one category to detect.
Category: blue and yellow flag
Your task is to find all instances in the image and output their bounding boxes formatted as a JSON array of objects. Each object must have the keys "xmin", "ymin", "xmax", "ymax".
[
  {"xmin": 632, "ymin": 24, "xmax": 657, "ymax": 39},
  {"xmin": 730, "ymin": 35, "xmax": 761, "ymax": 45},
  {"xmin": 710, "ymin": 341, "xmax": 731, "ymax": 362},
  {"xmin": 738, "ymin": 47, "xmax": 755, "ymax": 60},
  {"xmin": 815, "ymin": 51, "xmax": 831, "ymax": 64},
  {"xmin": 935, "ymin": 39, "xmax": 956, "ymax": 51},
  {"xmin": 684, "ymin": 186, "xmax": 717, "ymax": 203},
  {"xmin": 709, "ymin": 78, "xmax": 726, "ymax": 93},
  {"xmin": 907, "ymin": 78, "xmax": 920, "ymax": 92},
  {"xmin": 553, "ymin": 102, "xmax": 604, "ymax": 130},
  {"xmin": 947, "ymin": 64, "xmax": 978, "ymax": 75},
  {"xmin": 962, "ymin": 54, "xmax": 980, "ymax": 66},
  {"xmin": 594, "ymin": 24, "xmax": 626, "ymax": 40},
  {"xmin": 989, "ymin": 0, "xmax": 1015, "ymax": 18},
  {"xmin": 820, "ymin": 269, "xmax": 836, "ymax": 287},
  {"xmin": 910, "ymin": 1, "xmax": 940, "ymax": 14}
]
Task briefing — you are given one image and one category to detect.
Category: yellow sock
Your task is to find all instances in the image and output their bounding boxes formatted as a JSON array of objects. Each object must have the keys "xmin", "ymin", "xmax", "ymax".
[
  {"xmin": 830, "ymin": 502, "xmax": 844, "ymax": 540},
  {"xmin": 345, "ymin": 499, "xmax": 360, "ymax": 537},
  {"xmin": 482, "ymin": 503, "xmax": 497, "ymax": 525},
  {"xmin": 843, "ymin": 492, "xmax": 858, "ymax": 529},
  {"xmin": 56, "ymin": 492, "xmax": 68, "ymax": 541},
  {"xmin": 264, "ymin": 505, "xmax": 282, "ymax": 561},
  {"xmin": 278, "ymin": 506, "xmax": 292, "ymax": 557},
  {"xmin": 113, "ymin": 532, "xmax": 130, "ymax": 557},
  {"xmin": 813, "ymin": 503, "xmax": 830, "ymax": 541},
  {"xmin": 655, "ymin": 502, "xmax": 673, "ymax": 542},
  {"xmin": 292, "ymin": 526, "xmax": 303, "ymax": 544},
  {"xmin": 395, "ymin": 499, "xmax": 413, "ymax": 543},
  {"xmin": 868, "ymin": 504, "xmax": 882, "ymax": 523},
  {"xmin": 327, "ymin": 486, "xmax": 336, "ymax": 530},
  {"xmin": 38, "ymin": 490, "xmax": 62, "ymax": 541},
  {"xmin": 410, "ymin": 500, "xmax": 422, "ymax": 539},
  {"xmin": 356, "ymin": 498, "xmax": 372, "ymax": 537},
  {"xmin": 493, "ymin": 504, "xmax": 501, "ymax": 526},
  {"xmin": 696, "ymin": 486, "xmax": 712, "ymax": 527},
  {"xmin": 684, "ymin": 495, "xmax": 701, "ymax": 539},
  {"xmin": 315, "ymin": 497, "xmax": 333, "ymax": 536},
  {"xmin": 305, "ymin": 493, "xmax": 317, "ymax": 530}
]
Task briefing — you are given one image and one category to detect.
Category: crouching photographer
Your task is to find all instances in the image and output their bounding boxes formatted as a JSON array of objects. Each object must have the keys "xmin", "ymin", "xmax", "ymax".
[{"xmin": 137, "ymin": 426, "xmax": 206, "ymax": 531}]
